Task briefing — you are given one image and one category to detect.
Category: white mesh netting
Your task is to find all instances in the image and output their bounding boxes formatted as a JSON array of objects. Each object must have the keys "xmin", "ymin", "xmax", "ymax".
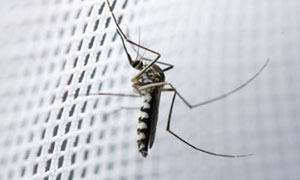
[{"xmin": 0, "ymin": 0, "xmax": 300, "ymax": 179}]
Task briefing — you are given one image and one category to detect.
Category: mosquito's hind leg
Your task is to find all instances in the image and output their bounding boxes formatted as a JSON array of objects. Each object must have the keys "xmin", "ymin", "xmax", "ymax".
[
  {"xmin": 163, "ymin": 90, "xmax": 253, "ymax": 158},
  {"xmin": 136, "ymin": 82, "xmax": 253, "ymax": 157},
  {"xmin": 106, "ymin": 0, "xmax": 161, "ymax": 80},
  {"xmin": 158, "ymin": 59, "xmax": 270, "ymax": 109}
]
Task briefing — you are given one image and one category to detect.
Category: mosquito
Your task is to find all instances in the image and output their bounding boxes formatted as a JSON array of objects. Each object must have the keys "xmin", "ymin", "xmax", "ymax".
[{"xmin": 101, "ymin": 0, "xmax": 269, "ymax": 158}]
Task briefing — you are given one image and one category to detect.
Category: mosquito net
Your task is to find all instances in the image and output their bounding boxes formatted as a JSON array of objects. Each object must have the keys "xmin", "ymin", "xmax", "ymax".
[{"xmin": 0, "ymin": 0, "xmax": 299, "ymax": 180}]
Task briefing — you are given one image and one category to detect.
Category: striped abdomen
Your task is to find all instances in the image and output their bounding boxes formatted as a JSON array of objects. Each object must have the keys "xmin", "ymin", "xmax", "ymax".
[{"xmin": 137, "ymin": 92, "xmax": 153, "ymax": 157}]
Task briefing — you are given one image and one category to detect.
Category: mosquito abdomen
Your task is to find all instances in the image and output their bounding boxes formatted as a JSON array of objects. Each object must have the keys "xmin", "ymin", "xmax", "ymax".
[{"xmin": 137, "ymin": 93, "xmax": 153, "ymax": 157}]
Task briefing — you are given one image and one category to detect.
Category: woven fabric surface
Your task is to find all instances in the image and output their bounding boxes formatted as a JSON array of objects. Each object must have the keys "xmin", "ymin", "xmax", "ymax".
[{"xmin": 0, "ymin": 0, "xmax": 299, "ymax": 180}]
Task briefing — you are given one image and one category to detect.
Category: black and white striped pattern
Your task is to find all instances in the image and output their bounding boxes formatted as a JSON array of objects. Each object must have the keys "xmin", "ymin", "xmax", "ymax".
[
  {"xmin": 137, "ymin": 92, "xmax": 153, "ymax": 157},
  {"xmin": 133, "ymin": 63, "xmax": 165, "ymax": 157}
]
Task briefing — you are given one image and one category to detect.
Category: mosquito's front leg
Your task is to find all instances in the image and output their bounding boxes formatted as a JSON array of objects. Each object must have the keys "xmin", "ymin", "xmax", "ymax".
[
  {"xmin": 131, "ymin": 44, "xmax": 174, "ymax": 72},
  {"xmin": 106, "ymin": 0, "xmax": 161, "ymax": 82},
  {"xmin": 132, "ymin": 84, "xmax": 143, "ymax": 97},
  {"xmin": 138, "ymin": 82, "xmax": 170, "ymax": 91}
]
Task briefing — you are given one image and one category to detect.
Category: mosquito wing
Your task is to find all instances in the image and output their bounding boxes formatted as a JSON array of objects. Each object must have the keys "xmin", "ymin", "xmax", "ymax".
[{"xmin": 149, "ymin": 87, "xmax": 162, "ymax": 149}]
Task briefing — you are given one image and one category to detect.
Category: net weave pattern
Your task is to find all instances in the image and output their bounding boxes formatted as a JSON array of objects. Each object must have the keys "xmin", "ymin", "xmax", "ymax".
[{"xmin": 0, "ymin": 0, "xmax": 300, "ymax": 180}]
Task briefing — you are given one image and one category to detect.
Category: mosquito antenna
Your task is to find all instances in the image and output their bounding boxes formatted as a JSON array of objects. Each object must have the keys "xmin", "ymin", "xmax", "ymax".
[
  {"xmin": 131, "ymin": 42, "xmax": 149, "ymax": 62},
  {"xmin": 135, "ymin": 26, "xmax": 141, "ymax": 60}
]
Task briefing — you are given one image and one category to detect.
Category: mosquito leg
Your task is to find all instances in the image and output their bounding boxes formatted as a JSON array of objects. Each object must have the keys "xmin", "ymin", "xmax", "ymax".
[
  {"xmin": 131, "ymin": 44, "xmax": 174, "ymax": 72},
  {"xmin": 59, "ymin": 91, "xmax": 140, "ymax": 102},
  {"xmin": 65, "ymin": 92, "xmax": 139, "ymax": 99},
  {"xmin": 138, "ymin": 82, "xmax": 168, "ymax": 91},
  {"xmin": 106, "ymin": 0, "xmax": 161, "ymax": 81},
  {"xmin": 132, "ymin": 84, "xmax": 143, "ymax": 97},
  {"xmin": 165, "ymin": 91, "xmax": 253, "ymax": 158},
  {"xmin": 111, "ymin": 106, "xmax": 140, "ymax": 115},
  {"xmin": 141, "ymin": 57, "xmax": 174, "ymax": 72},
  {"xmin": 88, "ymin": 92, "xmax": 139, "ymax": 98},
  {"xmin": 160, "ymin": 88, "xmax": 174, "ymax": 92},
  {"xmin": 139, "ymin": 58, "xmax": 268, "ymax": 108},
  {"xmin": 119, "ymin": 106, "xmax": 140, "ymax": 110},
  {"xmin": 161, "ymin": 59, "xmax": 270, "ymax": 109}
]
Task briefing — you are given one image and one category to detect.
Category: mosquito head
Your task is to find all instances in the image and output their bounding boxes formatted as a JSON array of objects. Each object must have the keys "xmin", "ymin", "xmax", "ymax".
[{"xmin": 131, "ymin": 59, "xmax": 144, "ymax": 70}]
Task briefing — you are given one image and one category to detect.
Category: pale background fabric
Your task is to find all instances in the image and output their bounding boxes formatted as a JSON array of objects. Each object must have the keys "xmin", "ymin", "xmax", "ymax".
[{"xmin": 0, "ymin": 0, "xmax": 299, "ymax": 180}]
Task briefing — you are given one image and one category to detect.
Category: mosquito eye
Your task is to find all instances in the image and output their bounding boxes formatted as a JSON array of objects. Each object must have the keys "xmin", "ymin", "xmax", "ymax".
[{"xmin": 131, "ymin": 61, "xmax": 138, "ymax": 67}]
